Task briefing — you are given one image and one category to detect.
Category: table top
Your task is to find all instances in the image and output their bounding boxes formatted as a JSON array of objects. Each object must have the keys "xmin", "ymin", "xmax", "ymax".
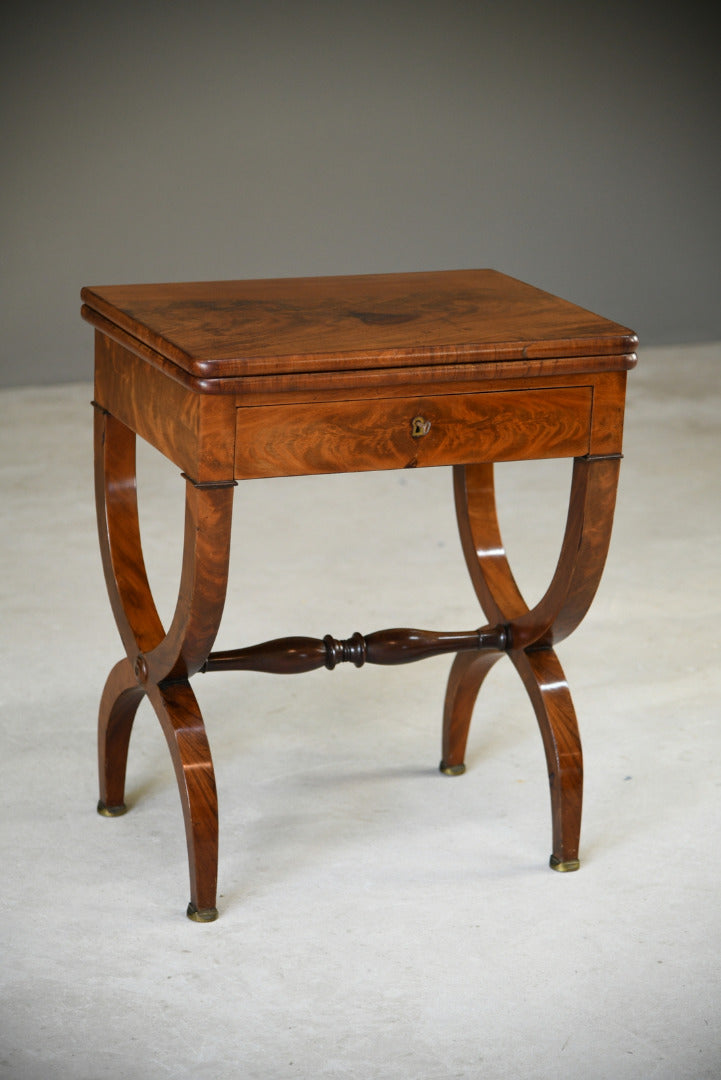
[{"xmin": 81, "ymin": 270, "xmax": 636, "ymax": 383}]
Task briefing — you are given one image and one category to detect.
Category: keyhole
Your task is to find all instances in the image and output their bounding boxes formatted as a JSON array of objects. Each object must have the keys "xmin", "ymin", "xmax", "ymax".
[{"xmin": 411, "ymin": 416, "xmax": 431, "ymax": 438}]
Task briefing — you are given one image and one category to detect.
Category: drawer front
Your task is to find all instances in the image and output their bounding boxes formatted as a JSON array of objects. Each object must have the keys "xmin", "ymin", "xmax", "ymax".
[{"xmin": 234, "ymin": 386, "xmax": 592, "ymax": 479}]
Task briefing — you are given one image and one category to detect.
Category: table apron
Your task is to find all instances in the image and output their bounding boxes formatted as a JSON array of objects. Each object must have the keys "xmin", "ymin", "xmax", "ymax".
[{"xmin": 233, "ymin": 386, "xmax": 593, "ymax": 479}]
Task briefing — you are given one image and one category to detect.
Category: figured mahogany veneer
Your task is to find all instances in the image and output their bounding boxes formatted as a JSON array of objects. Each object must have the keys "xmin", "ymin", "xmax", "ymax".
[
  {"xmin": 233, "ymin": 387, "xmax": 593, "ymax": 478},
  {"xmin": 82, "ymin": 269, "xmax": 636, "ymax": 920}
]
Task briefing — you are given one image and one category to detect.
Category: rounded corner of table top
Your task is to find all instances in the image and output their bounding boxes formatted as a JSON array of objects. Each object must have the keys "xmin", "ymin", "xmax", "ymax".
[{"xmin": 81, "ymin": 270, "xmax": 638, "ymax": 395}]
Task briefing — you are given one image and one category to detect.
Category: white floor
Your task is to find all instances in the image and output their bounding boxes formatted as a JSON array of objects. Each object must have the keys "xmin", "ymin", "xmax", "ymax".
[{"xmin": 1, "ymin": 343, "xmax": 720, "ymax": 1080}]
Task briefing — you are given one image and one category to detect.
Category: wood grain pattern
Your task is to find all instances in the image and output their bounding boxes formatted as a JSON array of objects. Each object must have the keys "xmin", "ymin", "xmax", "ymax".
[
  {"xmin": 441, "ymin": 649, "xmax": 505, "ymax": 773},
  {"xmin": 84, "ymin": 268, "xmax": 636, "ymax": 917},
  {"xmin": 93, "ymin": 333, "xmax": 237, "ymax": 482},
  {"xmin": 94, "ymin": 406, "xmax": 234, "ymax": 918},
  {"xmin": 81, "ymin": 269, "xmax": 637, "ymax": 380},
  {"xmin": 234, "ymin": 386, "xmax": 592, "ymax": 479},
  {"xmin": 442, "ymin": 454, "xmax": 621, "ymax": 867},
  {"xmin": 82, "ymin": 300, "xmax": 635, "ymax": 398},
  {"xmin": 589, "ymin": 370, "xmax": 628, "ymax": 454},
  {"xmin": 215, "ymin": 354, "xmax": 636, "ymax": 401}
]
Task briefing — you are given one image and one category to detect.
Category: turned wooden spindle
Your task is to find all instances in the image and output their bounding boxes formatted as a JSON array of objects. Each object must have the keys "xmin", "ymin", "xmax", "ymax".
[{"xmin": 200, "ymin": 625, "xmax": 508, "ymax": 676}]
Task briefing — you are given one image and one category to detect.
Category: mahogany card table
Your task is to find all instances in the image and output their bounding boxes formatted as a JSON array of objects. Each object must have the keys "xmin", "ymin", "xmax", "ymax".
[{"xmin": 81, "ymin": 269, "xmax": 637, "ymax": 921}]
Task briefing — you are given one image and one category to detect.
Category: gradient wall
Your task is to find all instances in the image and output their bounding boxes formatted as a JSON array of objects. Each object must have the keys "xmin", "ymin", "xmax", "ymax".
[{"xmin": 2, "ymin": 1, "xmax": 718, "ymax": 386}]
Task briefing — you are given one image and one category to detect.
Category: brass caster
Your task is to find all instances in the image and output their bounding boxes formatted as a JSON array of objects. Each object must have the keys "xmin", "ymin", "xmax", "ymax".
[
  {"xmin": 97, "ymin": 800, "xmax": 127, "ymax": 817},
  {"xmin": 549, "ymin": 855, "xmax": 580, "ymax": 873},
  {"xmin": 186, "ymin": 903, "xmax": 219, "ymax": 923},
  {"xmin": 439, "ymin": 761, "xmax": 466, "ymax": 776}
]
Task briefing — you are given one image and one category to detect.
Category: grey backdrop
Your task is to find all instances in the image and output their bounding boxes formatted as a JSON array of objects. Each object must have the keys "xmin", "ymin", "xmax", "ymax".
[{"xmin": 2, "ymin": 1, "xmax": 719, "ymax": 388}]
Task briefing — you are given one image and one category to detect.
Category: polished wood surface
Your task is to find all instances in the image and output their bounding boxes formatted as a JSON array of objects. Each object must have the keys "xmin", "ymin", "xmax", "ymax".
[
  {"xmin": 440, "ymin": 455, "xmax": 621, "ymax": 865},
  {"xmin": 85, "ymin": 269, "xmax": 635, "ymax": 918},
  {"xmin": 94, "ymin": 404, "xmax": 234, "ymax": 918},
  {"xmin": 82, "ymin": 269, "xmax": 637, "ymax": 385},
  {"xmin": 233, "ymin": 386, "xmax": 592, "ymax": 478},
  {"xmin": 202, "ymin": 626, "xmax": 508, "ymax": 675}
]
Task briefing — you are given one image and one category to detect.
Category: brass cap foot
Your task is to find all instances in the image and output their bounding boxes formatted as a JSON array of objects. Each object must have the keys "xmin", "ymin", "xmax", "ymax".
[
  {"xmin": 187, "ymin": 903, "xmax": 219, "ymax": 923},
  {"xmin": 439, "ymin": 761, "xmax": 466, "ymax": 776},
  {"xmin": 549, "ymin": 855, "xmax": 580, "ymax": 873},
  {"xmin": 97, "ymin": 800, "xmax": 127, "ymax": 817}
]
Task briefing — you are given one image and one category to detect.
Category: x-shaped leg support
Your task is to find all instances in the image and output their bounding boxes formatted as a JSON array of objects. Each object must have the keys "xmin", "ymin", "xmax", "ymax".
[
  {"xmin": 441, "ymin": 456, "xmax": 621, "ymax": 870},
  {"xmin": 93, "ymin": 406, "xmax": 235, "ymax": 921},
  {"xmin": 94, "ymin": 400, "xmax": 619, "ymax": 917}
]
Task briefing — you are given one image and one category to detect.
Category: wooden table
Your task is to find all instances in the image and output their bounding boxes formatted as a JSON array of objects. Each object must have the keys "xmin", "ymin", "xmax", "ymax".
[{"xmin": 81, "ymin": 269, "xmax": 636, "ymax": 921}]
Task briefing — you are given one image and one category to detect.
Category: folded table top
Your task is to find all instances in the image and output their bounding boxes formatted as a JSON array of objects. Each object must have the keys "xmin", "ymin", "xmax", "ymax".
[{"xmin": 81, "ymin": 269, "xmax": 637, "ymax": 385}]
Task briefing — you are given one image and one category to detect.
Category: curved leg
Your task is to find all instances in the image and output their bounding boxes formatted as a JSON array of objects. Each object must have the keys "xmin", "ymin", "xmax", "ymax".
[
  {"xmin": 94, "ymin": 405, "xmax": 234, "ymax": 918},
  {"xmin": 510, "ymin": 647, "xmax": 582, "ymax": 869},
  {"xmin": 94, "ymin": 408, "xmax": 166, "ymax": 661},
  {"xmin": 447, "ymin": 456, "xmax": 620, "ymax": 870},
  {"xmin": 97, "ymin": 657, "xmax": 145, "ymax": 816},
  {"xmin": 440, "ymin": 649, "xmax": 505, "ymax": 775},
  {"xmin": 507, "ymin": 454, "xmax": 621, "ymax": 651},
  {"xmin": 452, "ymin": 461, "xmax": 530, "ymax": 626},
  {"xmin": 146, "ymin": 680, "xmax": 219, "ymax": 921},
  {"xmin": 144, "ymin": 475, "xmax": 238, "ymax": 685}
]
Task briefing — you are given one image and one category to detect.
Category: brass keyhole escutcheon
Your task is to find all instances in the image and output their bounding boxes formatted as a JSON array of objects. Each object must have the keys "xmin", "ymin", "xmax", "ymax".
[{"xmin": 411, "ymin": 415, "xmax": 431, "ymax": 438}]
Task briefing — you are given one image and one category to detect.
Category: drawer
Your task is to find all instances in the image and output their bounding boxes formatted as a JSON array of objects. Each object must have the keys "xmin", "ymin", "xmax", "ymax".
[{"xmin": 234, "ymin": 386, "xmax": 592, "ymax": 479}]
